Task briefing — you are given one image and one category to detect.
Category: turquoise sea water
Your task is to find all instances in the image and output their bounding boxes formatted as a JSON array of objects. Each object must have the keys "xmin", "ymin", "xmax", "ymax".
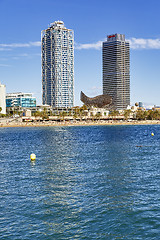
[{"xmin": 0, "ymin": 125, "xmax": 160, "ymax": 239}]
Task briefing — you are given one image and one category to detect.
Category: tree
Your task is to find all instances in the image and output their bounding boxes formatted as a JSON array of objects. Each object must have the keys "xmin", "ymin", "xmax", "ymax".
[
  {"xmin": 68, "ymin": 110, "xmax": 72, "ymax": 116},
  {"xmin": 59, "ymin": 111, "xmax": 67, "ymax": 120},
  {"xmin": 147, "ymin": 110, "xmax": 160, "ymax": 120},
  {"xmin": 109, "ymin": 110, "xmax": 119, "ymax": 119},
  {"xmin": 34, "ymin": 111, "xmax": 41, "ymax": 117},
  {"xmin": 95, "ymin": 112, "xmax": 102, "ymax": 119},
  {"xmin": 124, "ymin": 109, "xmax": 132, "ymax": 120},
  {"xmin": 136, "ymin": 110, "xmax": 148, "ymax": 120},
  {"xmin": 73, "ymin": 106, "xmax": 80, "ymax": 118},
  {"xmin": 80, "ymin": 104, "xmax": 88, "ymax": 111},
  {"xmin": 73, "ymin": 113, "xmax": 78, "ymax": 119}
]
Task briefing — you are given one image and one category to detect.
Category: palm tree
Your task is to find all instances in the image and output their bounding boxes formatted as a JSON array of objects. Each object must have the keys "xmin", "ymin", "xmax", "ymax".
[
  {"xmin": 95, "ymin": 112, "xmax": 102, "ymax": 120},
  {"xmin": 124, "ymin": 109, "xmax": 132, "ymax": 120},
  {"xmin": 136, "ymin": 109, "xmax": 147, "ymax": 120},
  {"xmin": 59, "ymin": 111, "xmax": 67, "ymax": 121},
  {"xmin": 147, "ymin": 109, "xmax": 160, "ymax": 120},
  {"xmin": 109, "ymin": 110, "xmax": 119, "ymax": 120}
]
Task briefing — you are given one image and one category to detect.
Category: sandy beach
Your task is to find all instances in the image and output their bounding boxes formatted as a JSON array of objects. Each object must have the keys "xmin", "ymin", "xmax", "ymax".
[{"xmin": 0, "ymin": 119, "xmax": 160, "ymax": 128}]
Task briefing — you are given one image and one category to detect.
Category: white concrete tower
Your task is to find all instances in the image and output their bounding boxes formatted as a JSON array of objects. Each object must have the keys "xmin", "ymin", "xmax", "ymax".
[
  {"xmin": 0, "ymin": 82, "xmax": 6, "ymax": 114},
  {"xmin": 41, "ymin": 21, "xmax": 74, "ymax": 108}
]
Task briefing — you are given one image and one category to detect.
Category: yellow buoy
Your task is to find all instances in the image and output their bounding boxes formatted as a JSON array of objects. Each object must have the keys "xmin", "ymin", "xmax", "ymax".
[
  {"xmin": 30, "ymin": 153, "xmax": 36, "ymax": 161},
  {"xmin": 151, "ymin": 132, "xmax": 154, "ymax": 136}
]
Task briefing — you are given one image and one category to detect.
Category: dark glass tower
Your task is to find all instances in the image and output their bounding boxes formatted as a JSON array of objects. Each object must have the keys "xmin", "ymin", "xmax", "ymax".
[{"xmin": 103, "ymin": 34, "xmax": 130, "ymax": 110}]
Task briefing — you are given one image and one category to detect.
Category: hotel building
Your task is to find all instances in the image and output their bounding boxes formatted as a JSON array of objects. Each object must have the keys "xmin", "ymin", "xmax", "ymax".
[
  {"xmin": 103, "ymin": 34, "xmax": 130, "ymax": 110},
  {"xmin": 6, "ymin": 92, "xmax": 36, "ymax": 108},
  {"xmin": 41, "ymin": 21, "xmax": 74, "ymax": 108}
]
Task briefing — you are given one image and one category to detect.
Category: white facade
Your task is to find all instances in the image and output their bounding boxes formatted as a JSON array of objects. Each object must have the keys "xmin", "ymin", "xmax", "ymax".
[
  {"xmin": 88, "ymin": 107, "xmax": 109, "ymax": 117},
  {"xmin": 6, "ymin": 92, "xmax": 36, "ymax": 108},
  {"xmin": 41, "ymin": 21, "xmax": 74, "ymax": 108},
  {"xmin": 0, "ymin": 83, "xmax": 6, "ymax": 114}
]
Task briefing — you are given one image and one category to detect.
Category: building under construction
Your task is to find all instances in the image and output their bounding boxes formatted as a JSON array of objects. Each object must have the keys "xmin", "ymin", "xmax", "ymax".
[{"xmin": 41, "ymin": 21, "xmax": 74, "ymax": 108}]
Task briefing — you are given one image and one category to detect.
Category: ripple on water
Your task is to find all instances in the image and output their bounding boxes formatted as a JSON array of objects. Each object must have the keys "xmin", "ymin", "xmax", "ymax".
[{"xmin": 0, "ymin": 125, "xmax": 160, "ymax": 239}]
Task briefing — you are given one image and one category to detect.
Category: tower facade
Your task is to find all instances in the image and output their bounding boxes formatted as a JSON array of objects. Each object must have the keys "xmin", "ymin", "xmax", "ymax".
[
  {"xmin": 42, "ymin": 21, "xmax": 74, "ymax": 108},
  {"xmin": 103, "ymin": 34, "xmax": 130, "ymax": 110}
]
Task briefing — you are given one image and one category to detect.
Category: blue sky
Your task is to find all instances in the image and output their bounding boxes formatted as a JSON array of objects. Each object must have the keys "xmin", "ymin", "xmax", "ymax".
[{"xmin": 0, "ymin": 0, "xmax": 160, "ymax": 107}]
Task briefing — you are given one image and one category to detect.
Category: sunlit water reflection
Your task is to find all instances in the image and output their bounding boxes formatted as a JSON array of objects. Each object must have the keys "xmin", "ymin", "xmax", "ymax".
[{"xmin": 0, "ymin": 125, "xmax": 160, "ymax": 239}]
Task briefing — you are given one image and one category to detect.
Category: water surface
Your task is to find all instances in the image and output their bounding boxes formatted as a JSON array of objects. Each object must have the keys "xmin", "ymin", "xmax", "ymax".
[{"xmin": 0, "ymin": 125, "xmax": 160, "ymax": 239}]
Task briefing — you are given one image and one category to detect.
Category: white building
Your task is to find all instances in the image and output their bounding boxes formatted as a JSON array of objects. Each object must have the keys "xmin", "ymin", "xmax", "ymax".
[
  {"xmin": 6, "ymin": 92, "xmax": 36, "ymax": 108},
  {"xmin": 0, "ymin": 83, "xmax": 6, "ymax": 114},
  {"xmin": 88, "ymin": 107, "xmax": 109, "ymax": 117},
  {"xmin": 41, "ymin": 21, "xmax": 74, "ymax": 108}
]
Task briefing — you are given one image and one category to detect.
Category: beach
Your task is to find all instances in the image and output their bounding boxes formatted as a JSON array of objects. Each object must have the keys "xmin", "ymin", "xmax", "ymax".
[{"xmin": 1, "ymin": 118, "xmax": 160, "ymax": 128}]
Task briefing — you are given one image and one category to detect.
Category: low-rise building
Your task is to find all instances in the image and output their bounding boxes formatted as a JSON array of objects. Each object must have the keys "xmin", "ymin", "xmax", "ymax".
[
  {"xmin": 6, "ymin": 92, "xmax": 36, "ymax": 108},
  {"xmin": 88, "ymin": 107, "xmax": 109, "ymax": 117}
]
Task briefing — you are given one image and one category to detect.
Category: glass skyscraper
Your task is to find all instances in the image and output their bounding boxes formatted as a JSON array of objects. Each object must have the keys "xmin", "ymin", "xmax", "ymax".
[
  {"xmin": 41, "ymin": 21, "xmax": 74, "ymax": 108},
  {"xmin": 103, "ymin": 34, "xmax": 130, "ymax": 110}
]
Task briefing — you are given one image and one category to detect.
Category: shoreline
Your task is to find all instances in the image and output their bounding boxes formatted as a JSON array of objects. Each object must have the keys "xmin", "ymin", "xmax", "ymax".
[{"xmin": 0, "ymin": 119, "xmax": 160, "ymax": 128}]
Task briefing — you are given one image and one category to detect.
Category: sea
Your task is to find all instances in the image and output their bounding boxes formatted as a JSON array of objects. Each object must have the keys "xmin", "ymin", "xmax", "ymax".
[{"xmin": 0, "ymin": 125, "xmax": 160, "ymax": 239}]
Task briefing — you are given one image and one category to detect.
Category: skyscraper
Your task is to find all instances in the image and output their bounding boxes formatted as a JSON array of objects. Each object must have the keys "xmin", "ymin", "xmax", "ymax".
[
  {"xmin": 41, "ymin": 21, "xmax": 74, "ymax": 108},
  {"xmin": 103, "ymin": 34, "xmax": 130, "ymax": 110}
]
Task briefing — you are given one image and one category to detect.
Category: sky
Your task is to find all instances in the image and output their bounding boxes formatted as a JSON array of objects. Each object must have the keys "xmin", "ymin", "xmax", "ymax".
[{"xmin": 0, "ymin": 0, "xmax": 160, "ymax": 107}]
